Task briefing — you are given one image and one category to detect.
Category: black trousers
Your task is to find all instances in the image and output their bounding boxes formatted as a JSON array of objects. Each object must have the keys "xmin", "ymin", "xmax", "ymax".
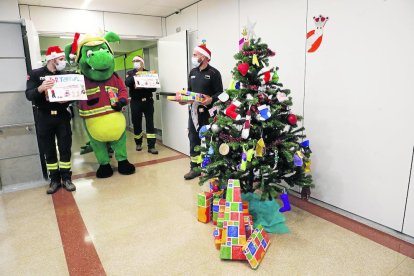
[
  {"xmin": 37, "ymin": 109, "xmax": 72, "ymax": 181},
  {"xmin": 130, "ymin": 98, "xmax": 156, "ymax": 148},
  {"xmin": 188, "ymin": 107, "xmax": 210, "ymax": 169}
]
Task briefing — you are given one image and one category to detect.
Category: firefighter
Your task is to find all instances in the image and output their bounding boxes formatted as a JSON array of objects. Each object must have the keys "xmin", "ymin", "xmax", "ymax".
[
  {"xmin": 25, "ymin": 46, "xmax": 76, "ymax": 194},
  {"xmin": 183, "ymin": 43, "xmax": 223, "ymax": 180},
  {"xmin": 125, "ymin": 56, "xmax": 158, "ymax": 154}
]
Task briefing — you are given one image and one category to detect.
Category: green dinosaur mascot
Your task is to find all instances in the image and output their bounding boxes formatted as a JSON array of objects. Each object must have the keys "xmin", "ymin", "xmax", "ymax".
[{"xmin": 65, "ymin": 32, "xmax": 135, "ymax": 178}]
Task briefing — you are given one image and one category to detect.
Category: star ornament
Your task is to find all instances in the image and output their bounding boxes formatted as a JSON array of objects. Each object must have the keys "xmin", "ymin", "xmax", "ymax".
[{"xmin": 245, "ymin": 18, "xmax": 257, "ymax": 39}]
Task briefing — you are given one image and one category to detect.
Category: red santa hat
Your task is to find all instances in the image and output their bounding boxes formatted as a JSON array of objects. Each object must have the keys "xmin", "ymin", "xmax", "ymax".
[
  {"xmin": 46, "ymin": 46, "xmax": 65, "ymax": 61},
  {"xmin": 194, "ymin": 42, "xmax": 211, "ymax": 60},
  {"xmin": 133, "ymin": 56, "xmax": 145, "ymax": 64}
]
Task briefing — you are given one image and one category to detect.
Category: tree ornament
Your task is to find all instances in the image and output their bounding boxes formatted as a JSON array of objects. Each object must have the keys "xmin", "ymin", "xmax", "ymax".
[
  {"xmin": 300, "ymin": 140, "xmax": 310, "ymax": 148},
  {"xmin": 201, "ymin": 154, "xmax": 211, "ymax": 168},
  {"xmin": 241, "ymin": 106, "xmax": 252, "ymax": 139},
  {"xmin": 279, "ymin": 191, "xmax": 292, "ymax": 212},
  {"xmin": 287, "ymin": 114, "xmax": 298, "ymax": 125},
  {"xmin": 224, "ymin": 100, "xmax": 242, "ymax": 120},
  {"xmin": 218, "ymin": 91, "xmax": 229, "ymax": 102},
  {"xmin": 245, "ymin": 18, "xmax": 257, "ymax": 39},
  {"xmin": 255, "ymin": 138, "xmax": 265, "ymax": 157},
  {"xmin": 211, "ymin": 124, "xmax": 221, "ymax": 133},
  {"xmin": 293, "ymin": 154, "xmax": 303, "ymax": 166},
  {"xmin": 199, "ymin": 125, "xmax": 210, "ymax": 139},
  {"xmin": 272, "ymin": 69, "xmax": 279, "ymax": 82},
  {"xmin": 237, "ymin": 63, "xmax": 249, "ymax": 76},
  {"xmin": 239, "ymin": 151, "xmax": 247, "ymax": 171},
  {"xmin": 276, "ymin": 92, "xmax": 288, "ymax": 102},
  {"xmin": 304, "ymin": 160, "xmax": 311, "ymax": 172},
  {"xmin": 257, "ymin": 105, "xmax": 271, "ymax": 121},
  {"xmin": 219, "ymin": 143, "xmax": 230, "ymax": 155},
  {"xmin": 252, "ymin": 54, "xmax": 259, "ymax": 66},
  {"xmin": 246, "ymin": 148, "xmax": 255, "ymax": 162}
]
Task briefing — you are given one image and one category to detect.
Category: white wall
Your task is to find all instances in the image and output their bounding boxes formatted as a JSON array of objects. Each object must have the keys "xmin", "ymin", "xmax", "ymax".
[
  {"xmin": 0, "ymin": 0, "xmax": 20, "ymax": 21},
  {"xmin": 18, "ymin": 5, "xmax": 162, "ymax": 37},
  {"xmin": 165, "ymin": 0, "xmax": 414, "ymax": 234}
]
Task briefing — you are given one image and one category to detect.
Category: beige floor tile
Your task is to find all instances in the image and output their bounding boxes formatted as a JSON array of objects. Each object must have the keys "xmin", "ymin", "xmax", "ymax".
[
  {"xmin": 0, "ymin": 247, "xmax": 68, "ymax": 276},
  {"xmin": 70, "ymin": 117, "xmax": 182, "ymax": 176},
  {"xmin": 389, "ymin": 257, "xmax": 414, "ymax": 276}
]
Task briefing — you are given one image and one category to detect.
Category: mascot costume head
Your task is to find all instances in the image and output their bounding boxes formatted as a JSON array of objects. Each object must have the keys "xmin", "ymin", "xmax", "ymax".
[{"xmin": 65, "ymin": 32, "xmax": 135, "ymax": 178}]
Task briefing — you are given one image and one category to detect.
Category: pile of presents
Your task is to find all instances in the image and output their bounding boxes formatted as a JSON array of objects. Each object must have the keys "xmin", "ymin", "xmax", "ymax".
[{"xmin": 197, "ymin": 179, "xmax": 271, "ymax": 269}]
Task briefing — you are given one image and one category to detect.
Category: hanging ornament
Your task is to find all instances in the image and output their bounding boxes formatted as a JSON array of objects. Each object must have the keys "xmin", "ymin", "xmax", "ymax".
[
  {"xmin": 208, "ymin": 145, "xmax": 214, "ymax": 155},
  {"xmin": 293, "ymin": 154, "xmax": 303, "ymax": 166},
  {"xmin": 276, "ymin": 92, "xmax": 288, "ymax": 102},
  {"xmin": 279, "ymin": 191, "xmax": 292, "ymax": 212},
  {"xmin": 304, "ymin": 160, "xmax": 311, "ymax": 172},
  {"xmin": 237, "ymin": 63, "xmax": 249, "ymax": 76},
  {"xmin": 218, "ymin": 91, "xmax": 229, "ymax": 102},
  {"xmin": 241, "ymin": 106, "xmax": 252, "ymax": 139},
  {"xmin": 300, "ymin": 140, "xmax": 310, "ymax": 148},
  {"xmin": 239, "ymin": 151, "xmax": 247, "ymax": 171},
  {"xmin": 219, "ymin": 143, "xmax": 230, "ymax": 155},
  {"xmin": 255, "ymin": 138, "xmax": 265, "ymax": 157},
  {"xmin": 274, "ymin": 149, "xmax": 279, "ymax": 167},
  {"xmin": 252, "ymin": 54, "xmax": 259, "ymax": 66},
  {"xmin": 246, "ymin": 148, "xmax": 255, "ymax": 162},
  {"xmin": 264, "ymin": 71, "xmax": 271, "ymax": 83},
  {"xmin": 296, "ymin": 150, "xmax": 304, "ymax": 159},
  {"xmin": 257, "ymin": 105, "xmax": 271, "ymax": 121},
  {"xmin": 224, "ymin": 100, "xmax": 242, "ymax": 120},
  {"xmin": 228, "ymin": 79, "xmax": 236, "ymax": 90},
  {"xmin": 211, "ymin": 124, "xmax": 221, "ymax": 133},
  {"xmin": 272, "ymin": 69, "xmax": 279, "ymax": 82},
  {"xmin": 287, "ymin": 114, "xmax": 298, "ymax": 125},
  {"xmin": 201, "ymin": 154, "xmax": 211, "ymax": 168},
  {"xmin": 198, "ymin": 125, "xmax": 210, "ymax": 139}
]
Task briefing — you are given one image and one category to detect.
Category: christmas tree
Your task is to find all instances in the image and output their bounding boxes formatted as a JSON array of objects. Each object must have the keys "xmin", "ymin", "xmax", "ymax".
[{"xmin": 197, "ymin": 29, "xmax": 313, "ymax": 200}]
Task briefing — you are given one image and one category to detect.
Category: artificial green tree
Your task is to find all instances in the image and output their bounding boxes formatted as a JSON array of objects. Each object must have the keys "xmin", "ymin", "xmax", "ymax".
[{"xmin": 197, "ymin": 32, "xmax": 313, "ymax": 200}]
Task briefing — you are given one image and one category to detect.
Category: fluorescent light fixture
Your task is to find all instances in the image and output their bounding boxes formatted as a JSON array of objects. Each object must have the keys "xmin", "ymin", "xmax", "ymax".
[{"xmin": 59, "ymin": 36, "xmax": 74, "ymax": 39}]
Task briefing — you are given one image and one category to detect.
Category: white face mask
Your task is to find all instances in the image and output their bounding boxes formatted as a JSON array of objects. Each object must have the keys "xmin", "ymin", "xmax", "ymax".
[
  {"xmin": 191, "ymin": 57, "xmax": 201, "ymax": 68},
  {"xmin": 55, "ymin": 60, "xmax": 66, "ymax": 71},
  {"xmin": 133, "ymin": 62, "xmax": 141, "ymax": 69}
]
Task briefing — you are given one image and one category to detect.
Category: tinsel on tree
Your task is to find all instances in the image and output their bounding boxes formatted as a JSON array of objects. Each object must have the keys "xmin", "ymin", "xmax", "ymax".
[{"xmin": 196, "ymin": 29, "xmax": 313, "ymax": 200}]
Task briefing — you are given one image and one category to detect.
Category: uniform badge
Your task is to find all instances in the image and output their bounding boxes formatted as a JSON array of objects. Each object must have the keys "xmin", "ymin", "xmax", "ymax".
[{"xmin": 204, "ymin": 75, "xmax": 211, "ymax": 79}]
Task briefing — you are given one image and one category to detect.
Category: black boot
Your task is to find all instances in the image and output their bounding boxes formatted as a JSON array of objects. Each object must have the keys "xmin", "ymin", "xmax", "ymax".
[
  {"xmin": 46, "ymin": 180, "xmax": 61, "ymax": 194},
  {"xmin": 184, "ymin": 169, "xmax": 201, "ymax": 180},
  {"xmin": 96, "ymin": 164, "xmax": 113, "ymax": 178},
  {"xmin": 118, "ymin": 160, "xmax": 136, "ymax": 175},
  {"xmin": 62, "ymin": 179, "xmax": 76, "ymax": 192}
]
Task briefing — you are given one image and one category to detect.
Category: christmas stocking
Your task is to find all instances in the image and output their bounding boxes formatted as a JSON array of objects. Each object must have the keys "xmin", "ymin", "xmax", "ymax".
[
  {"xmin": 241, "ymin": 107, "xmax": 251, "ymax": 139},
  {"xmin": 225, "ymin": 100, "xmax": 241, "ymax": 120},
  {"xmin": 258, "ymin": 105, "xmax": 271, "ymax": 121},
  {"xmin": 279, "ymin": 192, "xmax": 291, "ymax": 212}
]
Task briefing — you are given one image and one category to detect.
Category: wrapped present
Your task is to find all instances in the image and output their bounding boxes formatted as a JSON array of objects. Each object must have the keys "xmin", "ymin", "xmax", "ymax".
[
  {"xmin": 213, "ymin": 226, "xmax": 222, "ymax": 250},
  {"xmin": 197, "ymin": 192, "xmax": 213, "ymax": 223},
  {"xmin": 219, "ymin": 179, "xmax": 247, "ymax": 260},
  {"xmin": 213, "ymin": 198, "xmax": 226, "ymax": 226},
  {"xmin": 242, "ymin": 225, "xmax": 271, "ymax": 269}
]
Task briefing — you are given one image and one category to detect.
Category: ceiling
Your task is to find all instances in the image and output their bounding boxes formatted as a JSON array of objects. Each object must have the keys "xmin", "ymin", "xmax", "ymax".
[{"xmin": 18, "ymin": 0, "xmax": 199, "ymax": 17}]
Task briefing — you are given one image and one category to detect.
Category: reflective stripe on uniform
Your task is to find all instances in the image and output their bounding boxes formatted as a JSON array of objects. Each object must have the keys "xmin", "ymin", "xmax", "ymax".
[
  {"xmin": 105, "ymin": 86, "xmax": 118, "ymax": 93},
  {"xmin": 191, "ymin": 155, "xmax": 202, "ymax": 164},
  {"xmin": 79, "ymin": 105, "xmax": 113, "ymax": 117},
  {"xmin": 134, "ymin": 132, "xmax": 143, "ymax": 139},
  {"xmin": 146, "ymin": 133, "xmax": 156, "ymax": 139},
  {"xmin": 46, "ymin": 163, "xmax": 58, "ymax": 170},
  {"xmin": 59, "ymin": 161, "xmax": 71, "ymax": 169},
  {"xmin": 86, "ymin": 87, "xmax": 100, "ymax": 96}
]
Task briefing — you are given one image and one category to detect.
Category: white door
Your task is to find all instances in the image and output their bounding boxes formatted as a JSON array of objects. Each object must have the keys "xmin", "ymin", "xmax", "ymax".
[
  {"xmin": 402, "ymin": 147, "xmax": 414, "ymax": 237},
  {"xmin": 158, "ymin": 31, "xmax": 189, "ymax": 155}
]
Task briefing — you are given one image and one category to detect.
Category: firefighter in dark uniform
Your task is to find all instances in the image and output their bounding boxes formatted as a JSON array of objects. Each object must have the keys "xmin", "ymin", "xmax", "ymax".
[
  {"xmin": 183, "ymin": 43, "xmax": 223, "ymax": 180},
  {"xmin": 125, "ymin": 56, "xmax": 158, "ymax": 154},
  {"xmin": 25, "ymin": 46, "xmax": 76, "ymax": 194}
]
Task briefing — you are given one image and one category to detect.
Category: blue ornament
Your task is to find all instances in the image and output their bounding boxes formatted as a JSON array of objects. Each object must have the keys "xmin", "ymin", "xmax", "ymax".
[
  {"xmin": 208, "ymin": 146, "xmax": 214, "ymax": 155},
  {"xmin": 300, "ymin": 140, "xmax": 310, "ymax": 148},
  {"xmin": 199, "ymin": 125, "xmax": 210, "ymax": 139},
  {"xmin": 293, "ymin": 154, "xmax": 303, "ymax": 167},
  {"xmin": 202, "ymin": 155, "xmax": 211, "ymax": 168}
]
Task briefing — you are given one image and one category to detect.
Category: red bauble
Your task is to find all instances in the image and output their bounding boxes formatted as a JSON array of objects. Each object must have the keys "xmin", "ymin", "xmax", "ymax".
[
  {"xmin": 287, "ymin": 114, "xmax": 297, "ymax": 125},
  {"xmin": 237, "ymin": 63, "xmax": 249, "ymax": 76}
]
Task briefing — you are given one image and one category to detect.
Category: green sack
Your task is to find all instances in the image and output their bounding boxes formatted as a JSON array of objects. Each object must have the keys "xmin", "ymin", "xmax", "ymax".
[{"xmin": 242, "ymin": 193, "xmax": 289, "ymax": 234}]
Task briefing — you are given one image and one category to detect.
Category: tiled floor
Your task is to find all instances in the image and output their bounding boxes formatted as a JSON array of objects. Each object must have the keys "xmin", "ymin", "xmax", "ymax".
[{"xmin": 1, "ymin": 121, "xmax": 413, "ymax": 275}]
